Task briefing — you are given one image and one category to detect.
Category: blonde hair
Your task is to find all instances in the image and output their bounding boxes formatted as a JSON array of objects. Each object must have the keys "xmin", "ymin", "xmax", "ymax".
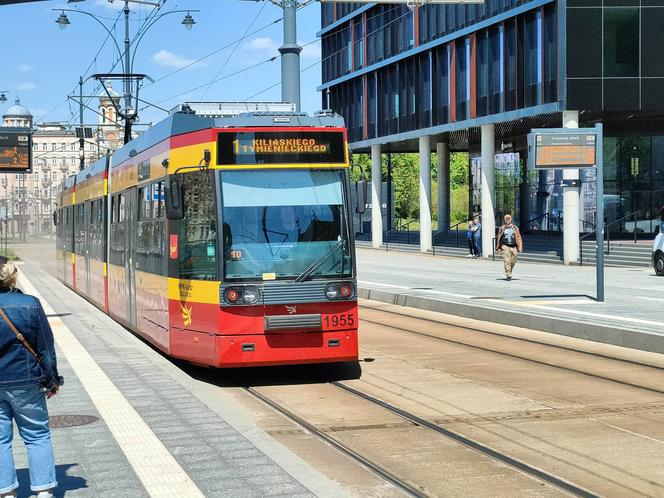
[{"xmin": 0, "ymin": 259, "xmax": 17, "ymax": 289}]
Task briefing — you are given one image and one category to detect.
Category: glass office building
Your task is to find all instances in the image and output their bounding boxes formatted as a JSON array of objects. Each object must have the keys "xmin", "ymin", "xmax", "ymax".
[{"xmin": 319, "ymin": 0, "xmax": 664, "ymax": 234}]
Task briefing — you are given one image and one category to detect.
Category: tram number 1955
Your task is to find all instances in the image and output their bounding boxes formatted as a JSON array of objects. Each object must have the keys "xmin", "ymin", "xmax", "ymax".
[{"xmin": 323, "ymin": 313, "xmax": 355, "ymax": 328}]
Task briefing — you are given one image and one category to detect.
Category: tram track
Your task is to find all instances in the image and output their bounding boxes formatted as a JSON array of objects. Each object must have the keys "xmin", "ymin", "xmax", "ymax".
[
  {"xmin": 360, "ymin": 302, "xmax": 664, "ymax": 372},
  {"xmin": 359, "ymin": 305, "xmax": 664, "ymax": 398},
  {"xmin": 243, "ymin": 385, "xmax": 430, "ymax": 498},
  {"xmin": 239, "ymin": 373, "xmax": 598, "ymax": 498}
]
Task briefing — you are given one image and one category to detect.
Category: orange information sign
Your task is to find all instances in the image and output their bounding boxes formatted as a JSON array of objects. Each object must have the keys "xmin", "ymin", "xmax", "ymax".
[
  {"xmin": 0, "ymin": 129, "xmax": 31, "ymax": 173},
  {"xmin": 534, "ymin": 133, "xmax": 597, "ymax": 169}
]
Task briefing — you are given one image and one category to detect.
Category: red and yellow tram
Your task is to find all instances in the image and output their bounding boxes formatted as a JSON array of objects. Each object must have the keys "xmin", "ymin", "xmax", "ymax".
[{"xmin": 55, "ymin": 106, "xmax": 359, "ymax": 370}]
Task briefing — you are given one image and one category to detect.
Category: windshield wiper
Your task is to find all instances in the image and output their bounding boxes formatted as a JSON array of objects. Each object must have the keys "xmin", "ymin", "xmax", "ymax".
[{"xmin": 294, "ymin": 239, "xmax": 343, "ymax": 283}]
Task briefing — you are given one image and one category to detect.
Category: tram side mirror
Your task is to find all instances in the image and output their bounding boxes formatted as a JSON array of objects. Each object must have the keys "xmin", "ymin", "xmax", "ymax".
[
  {"xmin": 356, "ymin": 180, "xmax": 367, "ymax": 214},
  {"xmin": 165, "ymin": 175, "xmax": 184, "ymax": 220},
  {"xmin": 52, "ymin": 212, "xmax": 57, "ymax": 226}
]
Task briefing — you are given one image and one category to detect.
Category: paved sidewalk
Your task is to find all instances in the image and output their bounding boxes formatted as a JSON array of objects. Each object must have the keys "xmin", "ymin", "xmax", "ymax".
[
  {"xmin": 10, "ymin": 261, "xmax": 346, "ymax": 498},
  {"xmin": 356, "ymin": 247, "xmax": 664, "ymax": 352}
]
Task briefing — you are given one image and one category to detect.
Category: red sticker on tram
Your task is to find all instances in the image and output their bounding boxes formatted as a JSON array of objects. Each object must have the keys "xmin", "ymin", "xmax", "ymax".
[{"xmin": 169, "ymin": 234, "xmax": 178, "ymax": 259}]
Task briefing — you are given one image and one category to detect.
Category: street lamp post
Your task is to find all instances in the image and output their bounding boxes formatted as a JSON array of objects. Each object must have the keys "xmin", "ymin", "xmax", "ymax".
[{"xmin": 55, "ymin": 1, "xmax": 199, "ymax": 144}]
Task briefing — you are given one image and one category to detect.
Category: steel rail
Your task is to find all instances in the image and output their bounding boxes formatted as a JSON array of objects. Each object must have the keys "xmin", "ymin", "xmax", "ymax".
[
  {"xmin": 360, "ymin": 315, "xmax": 664, "ymax": 398},
  {"xmin": 359, "ymin": 303, "xmax": 664, "ymax": 373},
  {"xmin": 332, "ymin": 381, "xmax": 598, "ymax": 498},
  {"xmin": 243, "ymin": 386, "xmax": 430, "ymax": 498}
]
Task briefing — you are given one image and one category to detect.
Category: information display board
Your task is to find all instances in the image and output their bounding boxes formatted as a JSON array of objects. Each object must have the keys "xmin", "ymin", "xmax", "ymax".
[
  {"xmin": 217, "ymin": 130, "xmax": 346, "ymax": 166},
  {"xmin": 0, "ymin": 128, "xmax": 32, "ymax": 173},
  {"xmin": 533, "ymin": 132, "xmax": 597, "ymax": 169}
]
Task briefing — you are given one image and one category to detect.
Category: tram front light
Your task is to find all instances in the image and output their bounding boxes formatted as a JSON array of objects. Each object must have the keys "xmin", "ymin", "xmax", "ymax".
[
  {"xmin": 325, "ymin": 285, "xmax": 339, "ymax": 300},
  {"xmin": 226, "ymin": 288, "xmax": 240, "ymax": 304},
  {"xmin": 339, "ymin": 284, "xmax": 353, "ymax": 298},
  {"xmin": 326, "ymin": 282, "xmax": 355, "ymax": 301},
  {"xmin": 243, "ymin": 287, "xmax": 260, "ymax": 304}
]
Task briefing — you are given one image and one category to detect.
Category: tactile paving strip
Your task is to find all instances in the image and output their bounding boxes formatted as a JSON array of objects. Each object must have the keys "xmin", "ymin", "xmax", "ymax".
[{"xmin": 19, "ymin": 274, "xmax": 205, "ymax": 498}]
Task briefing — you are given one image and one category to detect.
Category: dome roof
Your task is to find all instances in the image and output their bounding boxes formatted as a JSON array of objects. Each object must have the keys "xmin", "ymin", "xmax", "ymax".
[
  {"xmin": 3, "ymin": 98, "xmax": 31, "ymax": 118},
  {"xmin": 99, "ymin": 81, "xmax": 120, "ymax": 100}
]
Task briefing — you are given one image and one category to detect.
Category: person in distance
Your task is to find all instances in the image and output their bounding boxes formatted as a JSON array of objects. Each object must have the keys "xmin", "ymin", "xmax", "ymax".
[
  {"xmin": 0, "ymin": 258, "xmax": 62, "ymax": 498},
  {"xmin": 496, "ymin": 214, "xmax": 523, "ymax": 281},
  {"xmin": 466, "ymin": 220, "xmax": 478, "ymax": 258}
]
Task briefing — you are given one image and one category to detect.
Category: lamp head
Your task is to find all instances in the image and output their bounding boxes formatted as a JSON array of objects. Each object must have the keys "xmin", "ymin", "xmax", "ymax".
[
  {"xmin": 56, "ymin": 12, "xmax": 70, "ymax": 30},
  {"xmin": 182, "ymin": 13, "xmax": 196, "ymax": 30}
]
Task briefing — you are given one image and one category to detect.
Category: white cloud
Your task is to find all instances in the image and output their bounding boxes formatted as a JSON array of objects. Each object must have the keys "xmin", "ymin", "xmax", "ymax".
[
  {"xmin": 245, "ymin": 37, "xmax": 279, "ymax": 53},
  {"xmin": 300, "ymin": 43, "xmax": 321, "ymax": 61},
  {"xmin": 17, "ymin": 82, "xmax": 37, "ymax": 91},
  {"xmin": 152, "ymin": 50, "xmax": 195, "ymax": 69},
  {"xmin": 94, "ymin": 0, "xmax": 124, "ymax": 10},
  {"xmin": 17, "ymin": 64, "xmax": 33, "ymax": 73}
]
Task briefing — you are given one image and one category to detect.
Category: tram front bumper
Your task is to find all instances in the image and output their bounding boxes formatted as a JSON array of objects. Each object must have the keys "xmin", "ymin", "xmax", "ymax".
[{"xmin": 211, "ymin": 329, "xmax": 359, "ymax": 368}]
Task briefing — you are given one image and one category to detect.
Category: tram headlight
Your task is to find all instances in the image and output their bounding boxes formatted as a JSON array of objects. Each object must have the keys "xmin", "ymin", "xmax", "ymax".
[
  {"xmin": 224, "ymin": 286, "xmax": 261, "ymax": 305},
  {"xmin": 339, "ymin": 284, "xmax": 353, "ymax": 298},
  {"xmin": 225, "ymin": 288, "xmax": 241, "ymax": 304},
  {"xmin": 326, "ymin": 282, "xmax": 354, "ymax": 300},
  {"xmin": 325, "ymin": 285, "xmax": 339, "ymax": 300},
  {"xmin": 242, "ymin": 287, "xmax": 260, "ymax": 304}
]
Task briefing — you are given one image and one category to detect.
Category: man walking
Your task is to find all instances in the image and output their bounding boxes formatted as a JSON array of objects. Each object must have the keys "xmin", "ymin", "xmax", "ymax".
[{"xmin": 496, "ymin": 214, "xmax": 523, "ymax": 280}]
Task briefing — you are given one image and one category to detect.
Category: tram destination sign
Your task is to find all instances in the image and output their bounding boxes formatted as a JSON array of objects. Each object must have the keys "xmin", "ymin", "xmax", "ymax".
[
  {"xmin": 218, "ymin": 130, "xmax": 346, "ymax": 166},
  {"xmin": 529, "ymin": 129, "xmax": 598, "ymax": 170},
  {"xmin": 0, "ymin": 128, "xmax": 32, "ymax": 173}
]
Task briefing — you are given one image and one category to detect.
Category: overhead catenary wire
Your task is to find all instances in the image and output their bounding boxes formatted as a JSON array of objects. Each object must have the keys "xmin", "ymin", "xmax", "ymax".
[
  {"xmin": 145, "ymin": 0, "xmax": 322, "ymax": 89},
  {"xmin": 242, "ymin": 6, "xmax": 415, "ymax": 103},
  {"xmin": 199, "ymin": 1, "xmax": 269, "ymax": 99}
]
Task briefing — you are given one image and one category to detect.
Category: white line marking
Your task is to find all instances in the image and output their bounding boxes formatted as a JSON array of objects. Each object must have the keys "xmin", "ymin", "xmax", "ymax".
[
  {"xmin": 19, "ymin": 274, "xmax": 205, "ymax": 498},
  {"xmin": 589, "ymin": 418, "xmax": 664, "ymax": 446},
  {"xmin": 360, "ymin": 279, "xmax": 663, "ymax": 330},
  {"xmin": 358, "ymin": 280, "xmax": 473, "ymax": 299},
  {"xmin": 512, "ymin": 302, "xmax": 664, "ymax": 329}
]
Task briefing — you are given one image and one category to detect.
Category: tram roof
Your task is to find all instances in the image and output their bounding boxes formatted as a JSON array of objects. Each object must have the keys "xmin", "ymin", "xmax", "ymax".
[{"xmin": 76, "ymin": 155, "xmax": 108, "ymax": 184}]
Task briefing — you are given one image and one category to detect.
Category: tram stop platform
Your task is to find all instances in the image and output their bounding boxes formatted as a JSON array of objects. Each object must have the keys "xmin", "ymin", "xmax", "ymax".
[
  {"xmin": 9, "ymin": 252, "xmax": 354, "ymax": 498},
  {"xmin": 356, "ymin": 246, "xmax": 664, "ymax": 355}
]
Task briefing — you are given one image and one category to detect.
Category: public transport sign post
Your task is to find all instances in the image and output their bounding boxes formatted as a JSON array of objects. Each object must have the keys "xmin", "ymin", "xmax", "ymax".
[
  {"xmin": 0, "ymin": 127, "xmax": 32, "ymax": 173},
  {"xmin": 528, "ymin": 124, "xmax": 604, "ymax": 302}
]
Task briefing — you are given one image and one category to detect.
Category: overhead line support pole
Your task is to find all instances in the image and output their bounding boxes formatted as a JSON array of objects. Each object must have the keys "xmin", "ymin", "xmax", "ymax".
[
  {"xmin": 279, "ymin": 0, "xmax": 302, "ymax": 111},
  {"xmin": 124, "ymin": 0, "xmax": 133, "ymax": 144},
  {"xmin": 79, "ymin": 76, "xmax": 85, "ymax": 171}
]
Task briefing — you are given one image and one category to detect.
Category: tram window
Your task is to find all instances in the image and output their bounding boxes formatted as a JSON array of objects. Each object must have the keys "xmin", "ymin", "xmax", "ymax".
[
  {"xmin": 154, "ymin": 182, "xmax": 164, "ymax": 219},
  {"xmin": 179, "ymin": 171, "xmax": 217, "ymax": 281},
  {"xmin": 118, "ymin": 194, "xmax": 126, "ymax": 223}
]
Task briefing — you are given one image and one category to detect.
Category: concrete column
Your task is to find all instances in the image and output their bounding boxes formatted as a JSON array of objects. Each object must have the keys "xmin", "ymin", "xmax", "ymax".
[
  {"xmin": 436, "ymin": 142, "xmax": 450, "ymax": 231},
  {"xmin": 371, "ymin": 144, "xmax": 383, "ymax": 248},
  {"xmin": 481, "ymin": 124, "xmax": 496, "ymax": 258},
  {"xmin": 563, "ymin": 110, "xmax": 580, "ymax": 264},
  {"xmin": 419, "ymin": 136, "xmax": 432, "ymax": 252}
]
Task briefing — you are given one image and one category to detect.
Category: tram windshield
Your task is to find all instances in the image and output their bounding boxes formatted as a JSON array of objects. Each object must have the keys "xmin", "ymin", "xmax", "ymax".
[{"xmin": 221, "ymin": 169, "xmax": 352, "ymax": 281}]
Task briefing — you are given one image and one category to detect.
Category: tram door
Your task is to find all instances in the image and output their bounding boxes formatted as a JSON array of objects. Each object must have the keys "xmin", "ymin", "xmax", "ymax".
[
  {"xmin": 125, "ymin": 187, "xmax": 138, "ymax": 327},
  {"xmin": 83, "ymin": 201, "xmax": 91, "ymax": 297}
]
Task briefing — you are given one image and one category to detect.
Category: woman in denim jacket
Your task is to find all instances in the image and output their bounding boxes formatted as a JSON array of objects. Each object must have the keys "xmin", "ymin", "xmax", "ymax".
[{"xmin": 0, "ymin": 259, "xmax": 61, "ymax": 498}]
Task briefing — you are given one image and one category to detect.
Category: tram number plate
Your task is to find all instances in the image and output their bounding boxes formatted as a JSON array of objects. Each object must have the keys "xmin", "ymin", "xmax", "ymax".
[{"xmin": 323, "ymin": 313, "xmax": 355, "ymax": 329}]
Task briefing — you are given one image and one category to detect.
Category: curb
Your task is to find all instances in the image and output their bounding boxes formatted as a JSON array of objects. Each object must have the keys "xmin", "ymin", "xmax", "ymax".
[{"xmin": 358, "ymin": 287, "xmax": 664, "ymax": 355}]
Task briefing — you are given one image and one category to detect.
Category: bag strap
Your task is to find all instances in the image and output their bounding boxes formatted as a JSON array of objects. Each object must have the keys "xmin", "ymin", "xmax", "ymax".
[{"xmin": 0, "ymin": 307, "xmax": 42, "ymax": 362}]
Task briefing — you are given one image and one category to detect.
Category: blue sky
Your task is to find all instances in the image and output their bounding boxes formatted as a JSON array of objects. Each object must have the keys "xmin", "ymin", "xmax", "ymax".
[{"xmin": 1, "ymin": 0, "xmax": 323, "ymax": 128}]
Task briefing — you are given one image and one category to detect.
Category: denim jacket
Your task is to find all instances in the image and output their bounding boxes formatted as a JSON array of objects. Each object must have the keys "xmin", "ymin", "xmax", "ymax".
[{"xmin": 0, "ymin": 288, "xmax": 60, "ymax": 389}]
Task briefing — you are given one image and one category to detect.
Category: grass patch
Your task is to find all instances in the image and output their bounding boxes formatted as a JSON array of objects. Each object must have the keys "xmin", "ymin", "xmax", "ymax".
[{"xmin": 0, "ymin": 248, "xmax": 20, "ymax": 261}]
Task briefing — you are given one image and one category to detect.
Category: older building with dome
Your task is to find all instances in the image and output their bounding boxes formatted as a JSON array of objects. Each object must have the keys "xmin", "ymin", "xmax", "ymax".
[{"xmin": 0, "ymin": 89, "xmax": 124, "ymax": 239}]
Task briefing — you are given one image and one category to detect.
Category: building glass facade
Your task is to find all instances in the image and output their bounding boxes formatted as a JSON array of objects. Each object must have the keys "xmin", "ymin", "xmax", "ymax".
[
  {"xmin": 321, "ymin": 0, "xmax": 664, "ymax": 235},
  {"xmin": 323, "ymin": 1, "xmax": 559, "ymax": 144}
]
